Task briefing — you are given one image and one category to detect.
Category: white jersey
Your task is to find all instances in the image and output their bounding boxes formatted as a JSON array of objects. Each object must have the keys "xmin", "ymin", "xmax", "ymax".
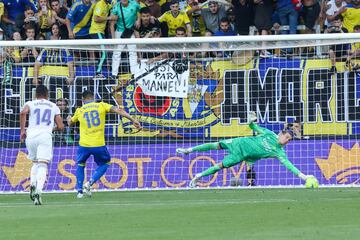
[
  {"xmin": 24, "ymin": 99, "xmax": 60, "ymax": 138},
  {"xmin": 325, "ymin": 0, "xmax": 347, "ymax": 26}
]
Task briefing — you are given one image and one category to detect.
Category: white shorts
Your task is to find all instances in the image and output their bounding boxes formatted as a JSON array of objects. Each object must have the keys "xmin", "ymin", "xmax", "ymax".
[{"xmin": 25, "ymin": 133, "xmax": 53, "ymax": 162}]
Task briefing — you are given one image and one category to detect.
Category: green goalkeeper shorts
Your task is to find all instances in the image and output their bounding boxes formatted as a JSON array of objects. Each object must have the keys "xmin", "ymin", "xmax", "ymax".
[{"xmin": 219, "ymin": 139, "xmax": 244, "ymax": 168}]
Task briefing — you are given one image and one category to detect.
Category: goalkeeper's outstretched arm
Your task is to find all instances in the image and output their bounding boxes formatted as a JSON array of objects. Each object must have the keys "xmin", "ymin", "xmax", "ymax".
[
  {"xmin": 248, "ymin": 111, "xmax": 270, "ymax": 135},
  {"xmin": 278, "ymin": 154, "xmax": 315, "ymax": 181}
]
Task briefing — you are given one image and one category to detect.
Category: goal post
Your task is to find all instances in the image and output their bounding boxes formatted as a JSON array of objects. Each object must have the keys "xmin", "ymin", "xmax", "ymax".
[{"xmin": 0, "ymin": 33, "xmax": 360, "ymax": 193}]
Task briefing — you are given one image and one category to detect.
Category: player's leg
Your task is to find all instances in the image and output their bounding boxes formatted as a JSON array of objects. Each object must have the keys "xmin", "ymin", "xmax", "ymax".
[
  {"xmin": 26, "ymin": 137, "xmax": 38, "ymax": 201},
  {"xmin": 33, "ymin": 134, "xmax": 53, "ymax": 205},
  {"xmin": 176, "ymin": 142, "xmax": 221, "ymax": 154},
  {"xmin": 111, "ymin": 31, "xmax": 125, "ymax": 77},
  {"xmin": 84, "ymin": 146, "xmax": 111, "ymax": 196},
  {"xmin": 75, "ymin": 146, "xmax": 91, "ymax": 198},
  {"xmin": 189, "ymin": 154, "xmax": 241, "ymax": 188}
]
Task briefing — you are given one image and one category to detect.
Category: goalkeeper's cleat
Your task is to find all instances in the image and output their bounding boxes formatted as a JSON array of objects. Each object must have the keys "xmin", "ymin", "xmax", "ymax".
[
  {"xmin": 77, "ymin": 191, "xmax": 84, "ymax": 199},
  {"xmin": 29, "ymin": 185, "xmax": 36, "ymax": 201},
  {"xmin": 189, "ymin": 175, "xmax": 201, "ymax": 188},
  {"xmin": 176, "ymin": 148, "xmax": 191, "ymax": 155},
  {"xmin": 33, "ymin": 192, "xmax": 42, "ymax": 206},
  {"xmin": 83, "ymin": 182, "xmax": 92, "ymax": 197}
]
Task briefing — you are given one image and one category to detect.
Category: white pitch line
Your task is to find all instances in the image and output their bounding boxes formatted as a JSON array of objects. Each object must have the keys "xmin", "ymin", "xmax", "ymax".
[{"xmin": 0, "ymin": 197, "xmax": 355, "ymax": 208}]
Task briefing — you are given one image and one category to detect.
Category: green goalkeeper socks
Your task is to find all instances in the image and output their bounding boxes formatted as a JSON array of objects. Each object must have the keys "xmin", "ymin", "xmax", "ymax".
[
  {"xmin": 200, "ymin": 164, "xmax": 221, "ymax": 177},
  {"xmin": 191, "ymin": 142, "xmax": 219, "ymax": 152}
]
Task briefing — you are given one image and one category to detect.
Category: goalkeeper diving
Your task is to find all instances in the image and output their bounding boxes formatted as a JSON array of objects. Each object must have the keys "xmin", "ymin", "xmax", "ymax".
[{"xmin": 176, "ymin": 112, "xmax": 318, "ymax": 188}]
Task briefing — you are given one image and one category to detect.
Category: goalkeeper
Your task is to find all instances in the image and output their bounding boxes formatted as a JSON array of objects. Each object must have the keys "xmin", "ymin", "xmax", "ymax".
[{"xmin": 176, "ymin": 112, "xmax": 316, "ymax": 187}]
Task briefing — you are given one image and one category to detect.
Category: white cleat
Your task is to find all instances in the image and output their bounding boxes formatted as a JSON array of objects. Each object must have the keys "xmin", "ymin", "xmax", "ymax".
[
  {"xmin": 33, "ymin": 192, "xmax": 42, "ymax": 206},
  {"xmin": 176, "ymin": 148, "xmax": 191, "ymax": 155},
  {"xmin": 83, "ymin": 182, "xmax": 92, "ymax": 197},
  {"xmin": 189, "ymin": 175, "xmax": 200, "ymax": 188},
  {"xmin": 77, "ymin": 192, "xmax": 84, "ymax": 199}
]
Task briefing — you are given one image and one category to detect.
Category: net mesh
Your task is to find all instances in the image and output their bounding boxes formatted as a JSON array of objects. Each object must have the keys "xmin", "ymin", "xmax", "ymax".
[{"xmin": 1, "ymin": 35, "xmax": 360, "ymax": 192}]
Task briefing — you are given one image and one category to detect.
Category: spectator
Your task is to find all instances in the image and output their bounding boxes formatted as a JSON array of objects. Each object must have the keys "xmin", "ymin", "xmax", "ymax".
[
  {"xmin": 325, "ymin": 0, "xmax": 346, "ymax": 28},
  {"xmin": 50, "ymin": 22, "xmax": 61, "ymax": 39},
  {"xmin": 276, "ymin": 0, "xmax": 298, "ymax": 55},
  {"xmin": 300, "ymin": 0, "xmax": 321, "ymax": 33},
  {"xmin": 232, "ymin": 0, "xmax": 254, "ymax": 35},
  {"xmin": 186, "ymin": 0, "xmax": 206, "ymax": 36},
  {"xmin": 175, "ymin": 26, "xmax": 186, "ymax": 37},
  {"xmin": 253, "ymin": 0, "xmax": 273, "ymax": 35},
  {"xmin": 201, "ymin": 1, "xmax": 228, "ymax": 36},
  {"xmin": 89, "ymin": 0, "xmax": 112, "ymax": 79},
  {"xmin": 1, "ymin": 0, "xmax": 37, "ymax": 39},
  {"xmin": 50, "ymin": 0, "xmax": 69, "ymax": 39},
  {"xmin": 109, "ymin": 0, "xmax": 141, "ymax": 77},
  {"xmin": 253, "ymin": 0, "xmax": 273, "ymax": 57},
  {"xmin": 346, "ymin": 25, "xmax": 360, "ymax": 71},
  {"xmin": 134, "ymin": 7, "xmax": 161, "ymax": 38},
  {"xmin": 33, "ymin": 48, "xmax": 75, "ymax": 85},
  {"xmin": 10, "ymin": 32, "xmax": 22, "ymax": 63},
  {"xmin": 161, "ymin": 0, "xmax": 173, "ymax": 13},
  {"xmin": 143, "ymin": 0, "xmax": 162, "ymax": 18},
  {"xmin": 159, "ymin": 0, "xmax": 192, "ymax": 37},
  {"xmin": 341, "ymin": 0, "xmax": 360, "ymax": 33},
  {"xmin": 54, "ymin": 98, "xmax": 75, "ymax": 145},
  {"xmin": 65, "ymin": 0, "xmax": 94, "ymax": 39},
  {"xmin": 214, "ymin": 17, "xmax": 236, "ymax": 36},
  {"xmin": 14, "ymin": 6, "xmax": 39, "ymax": 39},
  {"xmin": 325, "ymin": 15, "xmax": 349, "ymax": 74},
  {"xmin": 226, "ymin": 8, "xmax": 236, "ymax": 32},
  {"xmin": 37, "ymin": 0, "xmax": 53, "ymax": 39},
  {"xmin": 0, "ymin": 3, "xmax": 4, "ymax": 27},
  {"xmin": 21, "ymin": 24, "xmax": 39, "ymax": 63},
  {"xmin": 276, "ymin": 0, "xmax": 298, "ymax": 35},
  {"xmin": 213, "ymin": 17, "xmax": 236, "ymax": 57}
]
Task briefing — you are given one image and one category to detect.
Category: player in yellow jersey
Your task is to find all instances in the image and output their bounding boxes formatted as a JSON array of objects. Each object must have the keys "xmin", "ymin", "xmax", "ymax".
[
  {"xmin": 68, "ymin": 90, "xmax": 141, "ymax": 198},
  {"xmin": 159, "ymin": 0, "xmax": 192, "ymax": 37},
  {"xmin": 89, "ymin": 0, "xmax": 112, "ymax": 78}
]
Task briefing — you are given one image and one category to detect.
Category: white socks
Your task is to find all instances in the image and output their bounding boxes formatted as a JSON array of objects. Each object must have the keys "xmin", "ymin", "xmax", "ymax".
[
  {"xmin": 30, "ymin": 163, "xmax": 38, "ymax": 187},
  {"xmin": 36, "ymin": 163, "xmax": 48, "ymax": 193},
  {"xmin": 30, "ymin": 162, "xmax": 48, "ymax": 193}
]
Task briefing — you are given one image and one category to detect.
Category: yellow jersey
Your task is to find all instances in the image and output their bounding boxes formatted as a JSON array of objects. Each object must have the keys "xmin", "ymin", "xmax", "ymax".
[
  {"xmin": 0, "ymin": 3, "xmax": 4, "ymax": 20},
  {"xmin": 71, "ymin": 101, "xmax": 113, "ymax": 147},
  {"xmin": 352, "ymin": 42, "xmax": 360, "ymax": 51},
  {"xmin": 89, "ymin": 0, "xmax": 112, "ymax": 34},
  {"xmin": 39, "ymin": 9, "xmax": 52, "ymax": 31},
  {"xmin": 159, "ymin": 10, "xmax": 190, "ymax": 36},
  {"xmin": 342, "ymin": 7, "xmax": 360, "ymax": 33}
]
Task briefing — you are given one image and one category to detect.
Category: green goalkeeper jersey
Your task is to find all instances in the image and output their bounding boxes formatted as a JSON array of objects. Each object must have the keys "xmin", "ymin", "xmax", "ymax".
[{"xmin": 220, "ymin": 123, "xmax": 300, "ymax": 176}]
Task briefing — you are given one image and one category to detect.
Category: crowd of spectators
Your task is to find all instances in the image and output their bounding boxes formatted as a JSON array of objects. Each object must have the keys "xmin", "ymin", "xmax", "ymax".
[{"xmin": 0, "ymin": 0, "xmax": 358, "ymax": 72}]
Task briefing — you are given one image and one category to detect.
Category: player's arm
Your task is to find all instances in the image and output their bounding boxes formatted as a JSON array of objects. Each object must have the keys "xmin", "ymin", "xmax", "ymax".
[
  {"xmin": 277, "ymin": 154, "xmax": 315, "ymax": 181},
  {"xmin": 19, "ymin": 104, "xmax": 30, "ymax": 142},
  {"xmin": 67, "ymin": 109, "xmax": 79, "ymax": 127},
  {"xmin": 110, "ymin": 106, "xmax": 142, "ymax": 129},
  {"xmin": 54, "ymin": 115, "xmax": 64, "ymax": 131}
]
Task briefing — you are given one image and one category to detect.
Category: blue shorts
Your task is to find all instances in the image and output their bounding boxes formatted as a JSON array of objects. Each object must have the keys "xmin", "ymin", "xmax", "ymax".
[{"xmin": 76, "ymin": 146, "xmax": 111, "ymax": 166}]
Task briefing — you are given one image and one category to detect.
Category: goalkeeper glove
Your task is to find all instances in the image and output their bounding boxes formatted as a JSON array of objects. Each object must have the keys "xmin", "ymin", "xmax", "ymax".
[{"xmin": 248, "ymin": 111, "xmax": 257, "ymax": 123}]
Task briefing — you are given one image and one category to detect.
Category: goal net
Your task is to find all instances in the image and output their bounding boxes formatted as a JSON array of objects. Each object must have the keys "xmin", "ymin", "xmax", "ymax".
[{"xmin": 0, "ymin": 33, "xmax": 360, "ymax": 192}]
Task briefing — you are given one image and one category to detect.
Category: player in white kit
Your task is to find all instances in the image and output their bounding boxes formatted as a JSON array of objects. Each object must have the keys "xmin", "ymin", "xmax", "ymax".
[{"xmin": 20, "ymin": 85, "xmax": 64, "ymax": 205}]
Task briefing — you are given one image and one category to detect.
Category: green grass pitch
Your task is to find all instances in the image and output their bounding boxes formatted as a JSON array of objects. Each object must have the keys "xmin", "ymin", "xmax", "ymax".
[{"xmin": 0, "ymin": 188, "xmax": 359, "ymax": 240}]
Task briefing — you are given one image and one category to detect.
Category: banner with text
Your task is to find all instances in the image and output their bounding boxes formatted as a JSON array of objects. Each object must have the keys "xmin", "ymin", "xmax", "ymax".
[{"xmin": 1, "ymin": 58, "xmax": 360, "ymax": 141}]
